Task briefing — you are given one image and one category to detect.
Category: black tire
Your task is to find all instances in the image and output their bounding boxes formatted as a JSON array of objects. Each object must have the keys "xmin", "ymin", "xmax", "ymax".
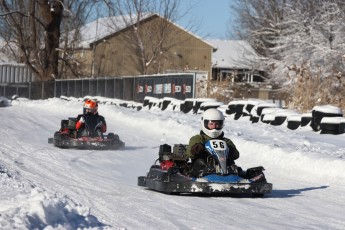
[
  {"xmin": 107, "ymin": 133, "xmax": 114, "ymax": 139},
  {"xmin": 234, "ymin": 113, "xmax": 242, "ymax": 120},
  {"xmin": 54, "ymin": 132, "xmax": 62, "ymax": 141},
  {"xmin": 53, "ymin": 132, "xmax": 62, "ymax": 147},
  {"xmin": 287, "ymin": 121, "xmax": 300, "ymax": 130},
  {"xmin": 60, "ymin": 120, "xmax": 69, "ymax": 129},
  {"xmin": 107, "ymin": 133, "xmax": 119, "ymax": 140},
  {"xmin": 252, "ymin": 193, "xmax": 264, "ymax": 198},
  {"xmin": 168, "ymin": 192, "xmax": 180, "ymax": 195}
]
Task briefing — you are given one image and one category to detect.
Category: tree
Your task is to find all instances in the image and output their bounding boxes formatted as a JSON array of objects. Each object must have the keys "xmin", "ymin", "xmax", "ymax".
[
  {"xmin": 0, "ymin": 0, "xmax": 64, "ymax": 81},
  {"xmin": 58, "ymin": 0, "xmax": 103, "ymax": 79},
  {"xmin": 0, "ymin": 0, "xmax": 101, "ymax": 80},
  {"xmin": 230, "ymin": 0, "xmax": 345, "ymax": 111},
  {"xmin": 98, "ymin": 0, "xmax": 199, "ymax": 75},
  {"xmin": 230, "ymin": 0, "xmax": 286, "ymax": 81}
]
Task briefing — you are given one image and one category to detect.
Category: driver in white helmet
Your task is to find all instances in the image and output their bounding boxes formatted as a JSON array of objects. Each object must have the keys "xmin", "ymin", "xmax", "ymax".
[{"xmin": 185, "ymin": 108, "xmax": 240, "ymax": 177}]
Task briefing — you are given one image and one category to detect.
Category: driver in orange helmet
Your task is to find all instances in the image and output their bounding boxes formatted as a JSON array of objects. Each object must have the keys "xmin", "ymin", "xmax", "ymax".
[{"xmin": 76, "ymin": 99, "xmax": 107, "ymax": 137}]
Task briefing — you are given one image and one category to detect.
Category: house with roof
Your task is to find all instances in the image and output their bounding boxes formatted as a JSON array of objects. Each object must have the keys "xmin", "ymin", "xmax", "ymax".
[
  {"xmin": 71, "ymin": 13, "xmax": 215, "ymax": 80},
  {"xmin": 2, "ymin": 13, "xmax": 264, "ymax": 87},
  {"xmin": 1, "ymin": 13, "xmax": 271, "ymax": 100},
  {"xmin": 205, "ymin": 39, "xmax": 273, "ymax": 99},
  {"xmin": 207, "ymin": 39, "xmax": 265, "ymax": 83},
  {"xmin": 68, "ymin": 14, "xmax": 269, "ymax": 99}
]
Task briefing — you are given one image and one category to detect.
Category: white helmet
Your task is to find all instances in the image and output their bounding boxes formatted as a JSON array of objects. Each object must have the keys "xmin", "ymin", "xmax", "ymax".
[{"xmin": 201, "ymin": 108, "xmax": 225, "ymax": 138}]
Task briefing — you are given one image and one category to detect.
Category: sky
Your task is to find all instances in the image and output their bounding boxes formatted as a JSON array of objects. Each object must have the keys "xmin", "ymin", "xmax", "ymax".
[
  {"xmin": 178, "ymin": 0, "xmax": 232, "ymax": 39},
  {"xmin": 1, "ymin": 96, "xmax": 345, "ymax": 229}
]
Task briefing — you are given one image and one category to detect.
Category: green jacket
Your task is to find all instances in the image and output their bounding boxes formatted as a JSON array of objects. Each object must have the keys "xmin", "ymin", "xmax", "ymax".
[{"xmin": 185, "ymin": 131, "xmax": 240, "ymax": 161}]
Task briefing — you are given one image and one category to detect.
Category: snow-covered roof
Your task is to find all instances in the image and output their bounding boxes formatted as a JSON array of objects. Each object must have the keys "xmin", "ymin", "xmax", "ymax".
[
  {"xmin": 75, "ymin": 13, "xmax": 215, "ymax": 50},
  {"xmin": 75, "ymin": 13, "xmax": 156, "ymax": 49},
  {"xmin": 206, "ymin": 39, "xmax": 260, "ymax": 69}
]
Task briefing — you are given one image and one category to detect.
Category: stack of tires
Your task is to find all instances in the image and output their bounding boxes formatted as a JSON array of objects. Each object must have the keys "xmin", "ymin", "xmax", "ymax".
[{"xmin": 311, "ymin": 105, "xmax": 343, "ymax": 134}]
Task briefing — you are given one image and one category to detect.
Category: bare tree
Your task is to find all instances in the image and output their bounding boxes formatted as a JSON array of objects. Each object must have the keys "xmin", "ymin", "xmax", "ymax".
[
  {"xmin": 58, "ymin": 0, "xmax": 102, "ymax": 78},
  {"xmin": 0, "ymin": 0, "xmax": 64, "ymax": 81},
  {"xmin": 99, "ymin": 0, "xmax": 200, "ymax": 75},
  {"xmin": 0, "ymin": 0, "xmax": 101, "ymax": 80}
]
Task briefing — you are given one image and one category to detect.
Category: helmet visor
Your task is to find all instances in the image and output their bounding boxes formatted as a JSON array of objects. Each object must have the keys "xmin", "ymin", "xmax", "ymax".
[
  {"xmin": 204, "ymin": 119, "xmax": 223, "ymax": 130},
  {"xmin": 83, "ymin": 108, "xmax": 96, "ymax": 115}
]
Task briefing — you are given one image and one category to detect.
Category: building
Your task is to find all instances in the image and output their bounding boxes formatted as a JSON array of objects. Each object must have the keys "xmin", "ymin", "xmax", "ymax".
[
  {"xmin": 207, "ymin": 39, "xmax": 265, "ymax": 83},
  {"xmin": 71, "ymin": 13, "xmax": 215, "ymax": 80},
  {"xmin": 1, "ymin": 14, "xmax": 273, "ymax": 100}
]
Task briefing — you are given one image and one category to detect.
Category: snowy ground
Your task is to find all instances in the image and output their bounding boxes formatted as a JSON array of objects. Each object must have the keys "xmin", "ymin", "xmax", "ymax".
[{"xmin": 1, "ymin": 97, "xmax": 345, "ymax": 230}]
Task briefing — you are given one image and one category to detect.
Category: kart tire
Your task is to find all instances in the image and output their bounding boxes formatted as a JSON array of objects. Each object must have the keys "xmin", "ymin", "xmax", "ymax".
[
  {"xmin": 107, "ymin": 133, "xmax": 119, "ymax": 140},
  {"xmin": 252, "ymin": 193, "xmax": 265, "ymax": 198}
]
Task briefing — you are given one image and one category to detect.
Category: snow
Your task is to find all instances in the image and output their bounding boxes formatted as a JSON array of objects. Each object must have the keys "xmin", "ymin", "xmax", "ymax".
[
  {"xmin": 228, "ymin": 100, "xmax": 247, "ymax": 106},
  {"xmin": 302, "ymin": 112, "xmax": 313, "ymax": 118},
  {"xmin": 199, "ymin": 101, "xmax": 224, "ymax": 108},
  {"xmin": 287, "ymin": 114, "xmax": 302, "ymax": 122},
  {"xmin": 0, "ymin": 96, "xmax": 11, "ymax": 107},
  {"xmin": 250, "ymin": 102, "xmax": 279, "ymax": 117},
  {"xmin": 207, "ymin": 40, "xmax": 260, "ymax": 69},
  {"xmin": 1, "ymin": 97, "xmax": 345, "ymax": 229},
  {"xmin": 321, "ymin": 117, "xmax": 345, "ymax": 124},
  {"xmin": 262, "ymin": 113, "xmax": 275, "ymax": 122},
  {"xmin": 75, "ymin": 14, "xmax": 156, "ymax": 49},
  {"xmin": 312, "ymin": 105, "xmax": 343, "ymax": 115}
]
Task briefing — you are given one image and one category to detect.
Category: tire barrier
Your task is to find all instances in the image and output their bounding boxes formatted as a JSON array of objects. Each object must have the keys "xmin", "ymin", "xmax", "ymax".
[{"xmin": 142, "ymin": 96, "xmax": 345, "ymax": 135}]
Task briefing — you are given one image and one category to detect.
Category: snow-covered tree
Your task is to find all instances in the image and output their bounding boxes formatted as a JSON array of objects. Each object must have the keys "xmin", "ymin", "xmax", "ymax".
[{"xmin": 231, "ymin": 0, "xmax": 345, "ymax": 111}]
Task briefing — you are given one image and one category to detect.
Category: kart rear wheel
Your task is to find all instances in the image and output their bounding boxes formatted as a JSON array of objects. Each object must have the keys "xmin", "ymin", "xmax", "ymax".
[
  {"xmin": 107, "ymin": 133, "xmax": 119, "ymax": 140},
  {"xmin": 252, "ymin": 193, "xmax": 264, "ymax": 198},
  {"xmin": 168, "ymin": 192, "xmax": 180, "ymax": 195}
]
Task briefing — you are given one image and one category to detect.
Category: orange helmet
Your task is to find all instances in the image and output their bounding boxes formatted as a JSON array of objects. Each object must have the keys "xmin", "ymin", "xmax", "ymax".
[{"xmin": 83, "ymin": 99, "xmax": 98, "ymax": 115}]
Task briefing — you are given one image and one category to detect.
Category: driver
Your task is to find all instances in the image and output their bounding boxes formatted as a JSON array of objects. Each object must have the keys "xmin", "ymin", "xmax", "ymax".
[
  {"xmin": 76, "ymin": 99, "xmax": 107, "ymax": 137},
  {"xmin": 185, "ymin": 108, "xmax": 239, "ymax": 177}
]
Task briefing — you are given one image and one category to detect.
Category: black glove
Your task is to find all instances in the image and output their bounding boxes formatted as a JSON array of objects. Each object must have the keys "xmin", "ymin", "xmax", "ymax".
[
  {"xmin": 191, "ymin": 143, "xmax": 205, "ymax": 156},
  {"xmin": 229, "ymin": 164, "xmax": 238, "ymax": 174}
]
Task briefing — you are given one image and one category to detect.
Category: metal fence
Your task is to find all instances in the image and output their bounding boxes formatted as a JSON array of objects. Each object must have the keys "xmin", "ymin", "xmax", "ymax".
[
  {"xmin": 0, "ymin": 81, "xmax": 55, "ymax": 100},
  {"xmin": 0, "ymin": 64, "xmax": 34, "ymax": 83},
  {"xmin": 0, "ymin": 73, "xmax": 195, "ymax": 102}
]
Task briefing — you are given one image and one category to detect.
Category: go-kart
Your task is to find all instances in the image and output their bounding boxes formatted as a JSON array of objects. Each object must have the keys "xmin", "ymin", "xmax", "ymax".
[
  {"xmin": 48, "ymin": 117, "xmax": 125, "ymax": 150},
  {"xmin": 138, "ymin": 139, "xmax": 272, "ymax": 196}
]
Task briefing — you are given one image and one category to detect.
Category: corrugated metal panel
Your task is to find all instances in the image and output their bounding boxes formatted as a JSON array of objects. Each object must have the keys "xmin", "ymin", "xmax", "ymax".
[{"xmin": 0, "ymin": 64, "xmax": 33, "ymax": 83}]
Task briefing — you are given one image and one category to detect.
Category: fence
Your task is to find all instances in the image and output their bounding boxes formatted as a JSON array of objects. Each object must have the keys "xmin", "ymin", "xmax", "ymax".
[
  {"xmin": 0, "ymin": 73, "xmax": 195, "ymax": 102},
  {"xmin": 0, "ymin": 81, "xmax": 55, "ymax": 100},
  {"xmin": 0, "ymin": 64, "xmax": 34, "ymax": 83}
]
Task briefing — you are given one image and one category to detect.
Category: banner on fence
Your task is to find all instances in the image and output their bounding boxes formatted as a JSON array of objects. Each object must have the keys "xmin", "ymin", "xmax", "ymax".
[{"xmin": 134, "ymin": 74, "xmax": 194, "ymax": 101}]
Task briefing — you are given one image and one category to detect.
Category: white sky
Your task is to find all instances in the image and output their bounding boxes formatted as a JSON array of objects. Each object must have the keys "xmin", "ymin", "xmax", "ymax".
[{"xmin": 1, "ymin": 97, "xmax": 345, "ymax": 229}]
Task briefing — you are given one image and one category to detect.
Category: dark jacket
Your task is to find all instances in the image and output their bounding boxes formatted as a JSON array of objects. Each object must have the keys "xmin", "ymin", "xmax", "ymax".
[
  {"xmin": 76, "ymin": 113, "xmax": 107, "ymax": 137},
  {"xmin": 186, "ymin": 131, "xmax": 239, "ymax": 162}
]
